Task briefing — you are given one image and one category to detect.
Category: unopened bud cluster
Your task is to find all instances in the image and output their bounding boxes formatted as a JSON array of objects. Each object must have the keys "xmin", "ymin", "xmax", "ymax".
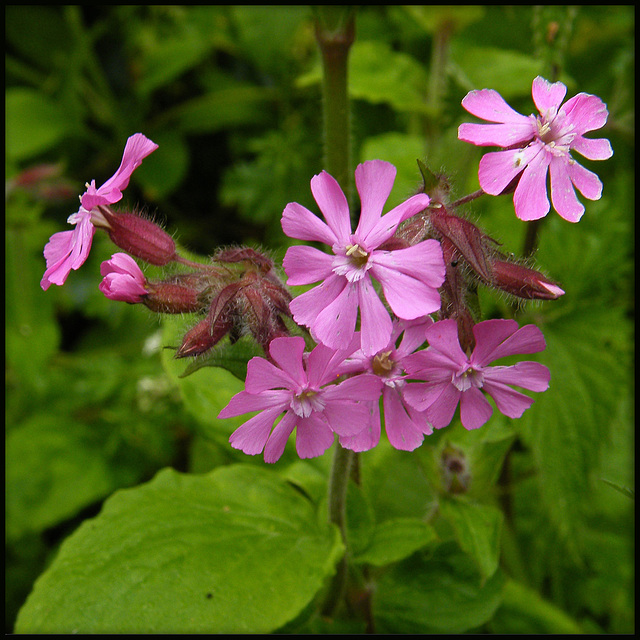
[{"xmin": 96, "ymin": 207, "xmax": 293, "ymax": 361}]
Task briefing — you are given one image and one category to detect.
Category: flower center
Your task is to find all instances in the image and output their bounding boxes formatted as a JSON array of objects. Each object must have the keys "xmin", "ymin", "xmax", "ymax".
[
  {"xmin": 291, "ymin": 388, "xmax": 325, "ymax": 418},
  {"xmin": 332, "ymin": 242, "xmax": 372, "ymax": 282},
  {"xmin": 452, "ymin": 364, "xmax": 483, "ymax": 392},
  {"xmin": 345, "ymin": 243, "xmax": 370, "ymax": 268},
  {"xmin": 534, "ymin": 110, "xmax": 575, "ymax": 155},
  {"xmin": 372, "ymin": 350, "xmax": 395, "ymax": 377}
]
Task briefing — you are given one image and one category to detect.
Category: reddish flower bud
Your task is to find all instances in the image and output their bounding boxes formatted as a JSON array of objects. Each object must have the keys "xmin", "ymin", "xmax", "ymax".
[
  {"xmin": 491, "ymin": 259, "xmax": 565, "ymax": 300},
  {"xmin": 427, "ymin": 206, "xmax": 495, "ymax": 284},
  {"xmin": 215, "ymin": 247, "xmax": 274, "ymax": 274},
  {"xmin": 175, "ymin": 314, "xmax": 234, "ymax": 359},
  {"xmin": 143, "ymin": 281, "xmax": 207, "ymax": 314},
  {"xmin": 95, "ymin": 205, "xmax": 177, "ymax": 265}
]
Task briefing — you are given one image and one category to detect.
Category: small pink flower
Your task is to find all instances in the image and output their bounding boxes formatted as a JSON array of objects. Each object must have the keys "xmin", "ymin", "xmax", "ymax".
[
  {"xmin": 403, "ymin": 318, "xmax": 550, "ymax": 430},
  {"xmin": 458, "ymin": 76, "xmax": 613, "ymax": 222},
  {"xmin": 282, "ymin": 160, "xmax": 445, "ymax": 357},
  {"xmin": 338, "ymin": 318, "xmax": 434, "ymax": 453},
  {"xmin": 218, "ymin": 336, "xmax": 382, "ymax": 463},
  {"xmin": 99, "ymin": 253, "xmax": 148, "ymax": 303},
  {"xmin": 40, "ymin": 133, "xmax": 158, "ymax": 290}
]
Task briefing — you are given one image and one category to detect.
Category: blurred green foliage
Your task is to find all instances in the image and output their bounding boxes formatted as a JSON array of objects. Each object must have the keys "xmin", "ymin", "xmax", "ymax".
[{"xmin": 6, "ymin": 5, "xmax": 634, "ymax": 634}]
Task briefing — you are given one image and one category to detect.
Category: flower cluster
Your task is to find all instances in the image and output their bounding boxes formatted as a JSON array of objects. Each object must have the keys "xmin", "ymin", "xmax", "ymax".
[
  {"xmin": 40, "ymin": 75, "xmax": 611, "ymax": 465},
  {"xmin": 223, "ymin": 159, "xmax": 554, "ymax": 462}
]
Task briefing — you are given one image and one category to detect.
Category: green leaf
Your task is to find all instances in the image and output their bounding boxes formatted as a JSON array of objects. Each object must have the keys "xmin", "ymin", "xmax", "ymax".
[
  {"xmin": 354, "ymin": 518, "xmax": 437, "ymax": 567},
  {"xmin": 160, "ymin": 315, "xmax": 248, "ymax": 438},
  {"xmin": 15, "ymin": 465, "xmax": 344, "ymax": 634},
  {"xmin": 490, "ymin": 579, "xmax": 582, "ymax": 634},
  {"xmin": 450, "ymin": 44, "xmax": 543, "ymax": 98},
  {"xmin": 6, "ymin": 88, "xmax": 71, "ymax": 160},
  {"xmin": 373, "ymin": 542, "xmax": 505, "ymax": 633},
  {"xmin": 6, "ymin": 416, "xmax": 122, "ymax": 540},
  {"xmin": 439, "ymin": 496, "xmax": 503, "ymax": 579},
  {"xmin": 360, "ymin": 133, "xmax": 426, "ymax": 209}
]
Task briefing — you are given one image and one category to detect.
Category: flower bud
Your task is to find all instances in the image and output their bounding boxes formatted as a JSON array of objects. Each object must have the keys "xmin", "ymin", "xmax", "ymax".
[
  {"xmin": 428, "ymin": 207, "xmax": 494, "ymax": 284},
  {"xmin": 491, "ymin": 259, "xmax": 565, "ymax": 300},
  {"xmin": 440, "ymin": 444, "xmax": 471, "ymax": 494},
  {"xmin": 95, "ymin": 205, "xmax": 177, "ymax": 265},
  {"xmin": 175, "ymin": 314, "xmax": 234, "ymax": 359},
  {"xmin": 143, "ymin": 281, "xmax": 207, "ymax": 314},
  {"xmin": 99, "ymin": 253, "xmax": 148, "ymax": 303}
]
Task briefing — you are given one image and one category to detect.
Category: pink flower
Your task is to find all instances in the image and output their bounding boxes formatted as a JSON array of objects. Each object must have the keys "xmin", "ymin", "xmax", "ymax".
[
  {"xmin": 218, "ymin": 336, "xmax": 382, "ymax": 463},
  {"xmin": 99, "ymin": 253, "xmax": 148, "ymax": 303},
  {"xmin": 338, "ymin": 318, "xmax": 434, "ymax": 453},
  {"xmin": 40, "ymin": 133, "xmax": 158, "ymax": 290},
  {"xmin": 403, "ymin": 318, "xmax": 550, "ymax": 430},
  {"xmin": 458, "ymin": 76, "xmax": 613, "ymax": 222},
  {"xmin": 282, "ymin": 160, "xmax": 445, "ymax": 357}
]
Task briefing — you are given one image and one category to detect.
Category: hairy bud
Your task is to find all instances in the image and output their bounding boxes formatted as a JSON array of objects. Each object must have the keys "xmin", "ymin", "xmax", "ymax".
[{"xmin": 95, "ymin": 205, "xmax": 177, "ymax": 265}]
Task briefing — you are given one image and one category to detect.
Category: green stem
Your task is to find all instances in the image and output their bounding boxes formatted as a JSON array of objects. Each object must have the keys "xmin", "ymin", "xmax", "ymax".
[
  {"xmin": 314, "ymin": 9, "xmax": 356, "ymax": 617},
  {"xmin": 321, "ymin": 445, "xmax": 355, "ymax": 617},
  {"xmin": 314, "ymin": 6, "xmax": 355, "ymax": 209}
]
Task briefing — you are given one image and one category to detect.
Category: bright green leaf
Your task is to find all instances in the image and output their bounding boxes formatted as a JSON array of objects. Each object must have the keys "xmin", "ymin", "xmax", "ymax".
[
  {"xmin": 354, "ymin": 518, "xmax": 437, "ymax": 567},
  {"xmin": 439, "ymin": 496, "xmax": 503, "ymax": 579},
  {"xmin": 15, "ymin": 465, "xmax": 344, "ymax": 634}
]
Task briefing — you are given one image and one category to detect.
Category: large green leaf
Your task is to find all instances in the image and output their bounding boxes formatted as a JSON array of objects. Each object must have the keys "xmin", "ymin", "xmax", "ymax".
[
  {"xmin": 373, "ymin": 542, "xmax": 505, "ymax": 633},
  {"xmin": 15, "ymin": 465, "xmax": 344, "ymax": 634}
]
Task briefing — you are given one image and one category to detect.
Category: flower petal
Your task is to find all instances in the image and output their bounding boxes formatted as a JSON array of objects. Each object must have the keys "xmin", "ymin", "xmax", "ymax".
[
  {"xmin": 513, "ymin": 148, "xmax": 551, "ymax": 221},
  {"xmin": 461, "ymin": 88, "xmax": 531, "ymax": 124},
  {"xmin": 567, "ymin": 160, "xmax": 604, "ymax": 201},
  {"xmin": 458, "ymin": 122, "xmax": 534, "ymax": 147},
  {"xmin": 338, "ymin": 404, "xmax": 381, "ymax": 452},
  {"xmin": 81, "ymin": 133, "xmax": 158, "ymax": 210},
  {"xmin": 483, "ymin": 361, "xmax": 550, "ymax": 393},
  {"xmin": 426, "ymin": 383, "xmax": 461, "ymax": 429},
  {"xmin": 550, "ymin": 157, "xmax": 585, "ymax": 222},
  {"xmin": 481, "ymin": 380, "xmax": 535, "ymax": 419},
  {"xmin": 245, "ymin": 356, "xmax": 296, "ymax": 394},
  {"xmin": 382, "ymin": 386, "xmax": 425, "ymax": 451},
  {"xmin": 372, "ymin": 240, "xmax": 445, "ymax": 289},
  {"xmin": 294, "ymin": 413, "xmax": 336, "ymax": 460},
  {"xmin": 289, "ymin": 274, "xmax": 346, "ymax": 330},
  {"xmin": 459, "ymin": 387, "xmax": 493, "ymax": 430},
  {"xmin": 283, "ymin": 245, "xmax": 334, "ymax": 286},
  {"xmin": 477, "ymin": 149, "xmax": 527, "ymax": 195},
  {"xmin": 281, "ymin": 201, "xmax": 338, "ymax": 246},
  {"xmin": 372, "ymin": 261, "xmax": 442, "ymax": 319},
  {"xmin": 424, "ymin": 319, "xmax": 468, "ymax": 365},
  {"xmin": 470, "ymin": 319, "xmax": 519, "ymax": 366},
  {"xmin": 218, "ymin": 389, "xmax": 289, "ymax": 418},
  {"xmin": 310, "ymin": 171, "xmax": 352, "ymax": 244},
  {"xmin": 360, "ymin": 193, "xmax": 431, "ymax": 249},
  {"xmin": 228, "ymin": 406, "xmax": 283, "ymax": 456},
  {"xmin": 473, "ymin": 321, "xmax": 546, "ymax": 364},
  {"xmin": 354, "ymin": 160, "xmax": 396, "ymax": 241},
  {"xmin": 313, "ymin": 279, "xmax": 359, "ymax": 350},
  {"xmin": 560, "ymin": 92, "xmax": 609, "ymax": 135},
  {"xmin": 531, "ymin": 76, "xmax": 567, "ymax": 114},
  {"xmin": 267, "ymin": 336, "xmax": 307, "ymax": 387},
  {"xmin": 357, "ymin": 277, "xmax": 393, "ymax": 356},
  {"xmin": 263, "ymin": 411, "xmax": 297, "ymax": 462},
  {"xmin": 571, "ymin": 136, "xmax": 613, "ymax": 161}
]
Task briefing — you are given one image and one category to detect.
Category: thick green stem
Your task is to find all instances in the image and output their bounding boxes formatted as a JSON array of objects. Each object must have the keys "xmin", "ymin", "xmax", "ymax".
[
  {"xmin": 314, "ymin": 7, "xmax": 356, "ymax": 617},
  {"xmin": 321, "ymin": 445, "xmax": 355, "ymax": 617},
  {"xmin": 314, "ymin": 7, "xmax": 355, "ymax": 208}
]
